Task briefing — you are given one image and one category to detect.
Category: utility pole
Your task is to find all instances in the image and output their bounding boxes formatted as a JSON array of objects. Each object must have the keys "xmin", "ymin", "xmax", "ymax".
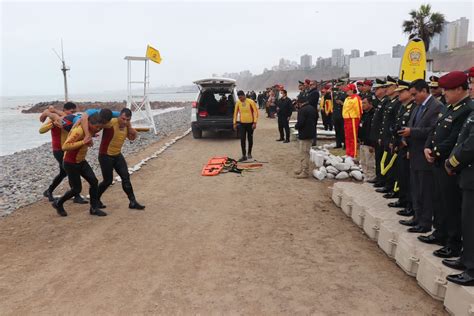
[{"xmin": 53, "ymin": 39, "xmax": 70, "ymax": 101}]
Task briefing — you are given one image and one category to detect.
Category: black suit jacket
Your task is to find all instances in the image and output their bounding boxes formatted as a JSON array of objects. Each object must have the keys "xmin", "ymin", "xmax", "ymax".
[{"xmin": 407, "ymin": 95, "xmax": 442, "ymax": 171}]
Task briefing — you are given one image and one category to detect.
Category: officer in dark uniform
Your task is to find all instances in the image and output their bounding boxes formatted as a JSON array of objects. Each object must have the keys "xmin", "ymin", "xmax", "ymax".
[
  {"xmin": 368, "ymin": 78, "xmax": 388, "ymax": 185},
  {"xmin": 332, "ymin": 80, "xmax": 346, "ymax": 149},
  {"xmin": 295, "ymin": 81, "xmax": 307, "ymax": 110},
  {"xmin": 275, "ymin": 89, "xmax": 293, "ymax": 143},
  {"xmin": 387, "ymin": 80, "xmax": 415, "ymax": 212},
  {"xmin": 428, "ymin": 76, "xmax": 447, "ymax": 106},
  {"xmin": 418, "ymin": 72, "xmax": 472, "ymax": 258},
  {"xmin": 376, "ymin": 76, "xmax": 401, "ymax": 197},
  {"xmin": 437, "ymin": 72, "xmax": 474, "ymax": 286}
]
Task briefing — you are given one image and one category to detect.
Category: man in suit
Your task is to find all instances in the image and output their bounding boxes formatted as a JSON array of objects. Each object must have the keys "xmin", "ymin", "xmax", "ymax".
[{"xmin": 398, "ymin": 79, "xmax": 442, "ymax": 233}]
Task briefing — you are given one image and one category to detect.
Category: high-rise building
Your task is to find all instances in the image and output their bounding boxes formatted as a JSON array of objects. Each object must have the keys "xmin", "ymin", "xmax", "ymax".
[
  {"xmin": 331, "ymin": 48, "xmax": 344, "ymax": 67},
  {"xmin": 350, "ymin": 49, "xmax": 360, "ymax": 58},
  {"xmin": 343, "ymin": 55, "xmax": 351, "ymax": 67},
  {"xmin": 430, "ymin": 17, "xmax": 469, "ymax": 52},
  {"xmin": 300, "ymin": 54, "xmax": 312, "ymax": 70},
  {"xmin": 392, "ymin": 44, "xmax": 405, "ymax": 58},
  {"xmin": 364, "ymin": 50, "xmax": 377, "ymax": 57}
]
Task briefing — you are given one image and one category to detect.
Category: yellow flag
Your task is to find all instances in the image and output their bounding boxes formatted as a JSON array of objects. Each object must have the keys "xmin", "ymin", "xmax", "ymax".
[{"xmin": 146, "ymin": 45, "xmax": 162, "ymax": 64}]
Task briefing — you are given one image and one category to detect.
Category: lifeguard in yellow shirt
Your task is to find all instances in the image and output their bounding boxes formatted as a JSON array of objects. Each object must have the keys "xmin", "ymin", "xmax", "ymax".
[
  {"xmin": 233, "ymin": 90, "xmax": 259, "ymax": 162},
  {"xmin": 342, "ymin": 83, "xmax": 363, "ymax": 158}
]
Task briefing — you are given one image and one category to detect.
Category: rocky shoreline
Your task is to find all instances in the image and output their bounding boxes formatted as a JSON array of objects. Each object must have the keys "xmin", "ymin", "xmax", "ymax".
[
  {"xmin": 0, "ymin": 107, "xmax": 192, "ymax": 217},
  {"xmin": 21, "ymin": 100, "xmax": 190, "ymax": 113}
]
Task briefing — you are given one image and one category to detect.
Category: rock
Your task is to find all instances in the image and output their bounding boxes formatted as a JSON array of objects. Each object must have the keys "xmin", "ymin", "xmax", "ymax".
[
  {"xmin": 319, "ymin": 166, "xmax": 327, "ymax": 176},
  {"xmin": 350, "ymin": 170, "xmax": 363, "ymax": 181},
  {"xmin": 326, "ymin": 173, "xmax": 335, "ymax": 179},
  {"xmin": 350, "ymin": 165, "xmax": 361, "ymax": 171},
  {"xmin": 335, "ymin": 171, "xmax": 350, "ymax": 180},
  {"xmin": 312, "ymin": 170, "xmax": 326, "ymax": 181},
  {"xmin": 326, "ymin": 166, "xmax": 339, "ymax": 174},
  {"xmin": 334, "ymin": 162, "xmax": 351, "ymax": 171},
  {"xmin": 313, "ymin": 154, "xmax": 325, "ymax": 167}
]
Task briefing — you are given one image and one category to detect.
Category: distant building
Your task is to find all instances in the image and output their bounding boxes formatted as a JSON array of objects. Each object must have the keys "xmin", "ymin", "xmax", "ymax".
[
  {"xmin": 343, "ymin": 54, "xmax": 351, "ymax": 67},
  {"xmin": 316, "ymin": 56, "xmax": 332, "ymax": 68},
  {"xmin": 392, "ymin": 44, "xmax": 405, "ymax": 58},
  {"xmin": 364, "ymin": 50, "xmax": 377, "ymax": 57},
  {"xmin": 331, "ymin": 48, "xmax": 344, "ymax": 67},
  {"xmin": 430, "ymin": 17, "xmax": 469, "ymax": 52},
  {"xmin": 278, "ymin": 58, "xmax": 299, "ymax": 71},
  {"xmin": 350, "ymin": 49, "xmax": 360, "ymax": 58},
  {"xmin": 300, "ymin": 54, "xmax": 313, "ymax": 70}
]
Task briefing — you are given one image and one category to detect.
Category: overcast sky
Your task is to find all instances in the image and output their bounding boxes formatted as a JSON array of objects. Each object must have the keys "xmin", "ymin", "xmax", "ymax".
[{"xmin": 1, "ymin": 0, "xmax": 473, "ymax": 96}]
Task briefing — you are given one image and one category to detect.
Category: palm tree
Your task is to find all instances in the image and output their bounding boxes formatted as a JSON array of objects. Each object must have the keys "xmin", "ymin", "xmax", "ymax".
[{"xmin": 402, "ymin": 4, "xmax": 446, "ymax": 51}]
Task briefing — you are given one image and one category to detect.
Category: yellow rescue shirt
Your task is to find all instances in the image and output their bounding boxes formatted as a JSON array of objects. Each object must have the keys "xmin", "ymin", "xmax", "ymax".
[
  {"xmin": 62, "ymin": 126, "xmax": 89, "ymax": 163},
  {"xmin": 233, "ymin": 98, "xmax": 259, "ymax": 124},
  {"xmin": 342, "ymin": 95, "xmax": 363, "ymax": 119},
  {"xmin": 39, "ymin": 120, "xmax": 69, "ymax": 152},
  {"xmin": 99, "ymin": 118, "xmax": 128, "ymax": 156}
]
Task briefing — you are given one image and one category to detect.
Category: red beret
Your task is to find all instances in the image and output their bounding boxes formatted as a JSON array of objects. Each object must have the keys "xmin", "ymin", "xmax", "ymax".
[
  {"xmin": 324, "ymin": 84, "xmax": 331, "ymax": 90},
  {"xmin": 468, "ymin": 66, "xmax": 474, "ymax": 78},
  {"xmin": 439, "ymin": 71, "xmax": 468, "ymax": 89},
  {"xmin": 304, "ymin": 79, "xmax": 311, "ymax": 84},
  {"xmin": 363, "ymin": 80, "xmax": 373, "ymax": 86}
]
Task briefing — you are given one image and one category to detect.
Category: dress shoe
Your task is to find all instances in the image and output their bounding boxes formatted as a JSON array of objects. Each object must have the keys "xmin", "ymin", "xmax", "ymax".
[
  {"xmin": 418, "ymin": 234, "xmax": 445, "ymax": 246},
  {"xmin": 129, "ymin": 200, "xmax": 145, "ymax": 210},
  {"xmin": 73, "ymin": 195, "xmax": 88, "ymax": 204},
  {"xmin": 383, "ymin": 192, "xmax": 398, "ymax": 199},
  {"xmin": 446, "ymin": 271, "xmax": 474, "ymax": 286},
  {"xmin": 52, "ymin": 199, "xmax": 67, "ymax": 217},
  {"xmin": 90, "ymin": 207, "xmax": 107, "ymax": 217},
  {"xmin": 399, "ymin": 219, "xmax": 418, "ymax": 226},
  {"xmin": 276, "ymin": 138, "xmax": 284, "ymax": 142},
  {"xmin": 367, "ymin": 178, "xmax": 378, "ymax": 184},
  {"xmin": 43, "ymin": 189, "xmax": 54, "ymax": 202},
  {"xmin": 283, "ymin": 140, "xmax": 290, "ymax": 143},
  {"xmin": 97, "ymin": 201, "xmax": 107, "ymax": 209},
  {"xmin": 407, "ymin": 226, "xmax": 431, "ymax": 233},
  {"xmin": 397, "ymin": 208, "xmax": 414, "ymax": 217},
  {"xmin": 442, "ymin": 258, "xmax": 466, "ymax": 271},
  {"xmin": 433, "ymin": 246, "xmax": 461, "ymax": 258},
  {"xmin": 376, "ymin": 187, "xmax": 390, "ymax": 194},
  {"xmin": 388, "ymin": 201, "xmax": 406, "ymax": 208},
  {"xmin": 373, "ymin": 182, "xmax": 385, "ymax": 188}
]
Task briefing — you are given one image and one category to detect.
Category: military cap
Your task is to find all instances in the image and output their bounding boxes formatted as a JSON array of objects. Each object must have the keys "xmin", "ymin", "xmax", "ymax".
[
  {"xmin": 394, "ymin": 79, "xmax": 411, "ymax": 92},
  {"xmin": 385, "ymin": 75, "xmax": 397, "ymax": 86},
  {"xmin": 373, "ymin": 78, "xmax": 386, "ymax": 88},
  {"xmin": 439, "ymin": 71, "xmax": 469, "ymax": 90},
  {"xmin": 428, "ymin": 75, "xmax": 439, "ymax": 87},
  {"xmin": 298, "ymin": 80, "xmax": 304, "ymax": 85},
  {"xmin": 363, "ymin": 79, "xmax": 373, "ymax": 86},
  {"xmin": 356, "ymin": 80, "xmax": 364, "ymax": 86}
]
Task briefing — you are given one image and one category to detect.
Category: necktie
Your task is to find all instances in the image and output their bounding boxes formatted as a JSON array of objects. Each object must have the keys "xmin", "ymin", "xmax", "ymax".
[{"xmin": 415, "ymin": 103, "xmax": 426, "ymax": 124}]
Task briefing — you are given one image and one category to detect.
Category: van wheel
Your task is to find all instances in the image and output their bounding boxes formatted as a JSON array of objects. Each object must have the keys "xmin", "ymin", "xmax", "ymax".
[{"xmin": 192, "ymin": 126, "xmax": 202, "ymax": 139}]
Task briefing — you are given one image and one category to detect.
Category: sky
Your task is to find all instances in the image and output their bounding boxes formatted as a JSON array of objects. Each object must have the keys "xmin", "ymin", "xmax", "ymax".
[{"xmin": 1, "ymin": 0, "xmax": 473, "ymax": 96}]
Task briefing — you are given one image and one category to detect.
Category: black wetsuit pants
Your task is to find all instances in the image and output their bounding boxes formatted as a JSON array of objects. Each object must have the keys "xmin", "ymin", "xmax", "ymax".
[
  {"xmin": 48, "ymin": 150, "xmax": 81, "ymax": 199},
  {"xmin": 59, "ymin": 161, "xmax": 99, "ymax": 208},
  {"xmin": 239, "ymin": 123, "xmax": 254, "ymax": 156},
  {"xmin": 98, "ymin": 154, "xmax": 135, "ymax": 202}
]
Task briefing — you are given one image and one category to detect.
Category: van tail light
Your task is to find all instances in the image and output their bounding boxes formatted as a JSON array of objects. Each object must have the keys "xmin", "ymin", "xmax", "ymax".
[
  {"xmin": 192, "ymin": 101, "xmax": 198, "ymax": 108},
  {"xmin": 199, "ymin": 111, "xmax": 208, "ymax": 118}
]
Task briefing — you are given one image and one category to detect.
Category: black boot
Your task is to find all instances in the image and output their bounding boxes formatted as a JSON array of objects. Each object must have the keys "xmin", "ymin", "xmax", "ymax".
[
  {"xmin": 73, "ymin": 195, "xmax": 88, "ymax": 204},
  {"xmin": 52, "ymin": 199, "xmax": 67, "ymax": 217},
  {"xmin": 97, "ymin": 201, "xmax": 107, "ymax": 209},
  {"xmin": 90, "ymin": 207, "xmax": 107, "ymax": 217},
  {"xmin": 129, "ymin": 200, "xmax": 145, "ymax": 210},
  {"xmin": 44, "ymin": 189, "xmax": 54, "ymax": 202}
]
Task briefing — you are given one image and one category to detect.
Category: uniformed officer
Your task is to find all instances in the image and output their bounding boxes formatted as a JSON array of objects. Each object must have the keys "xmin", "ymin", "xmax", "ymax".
[
  {"xmin": 368, "ymin": 78, "xmax": 388, "ymax": 185},
  {"xmin": 428, "ymin": 75, "xmax": 447, "ymax": 106},
  {"xmin": 442, "ymin": 72, "xmax": 474, "ymax": 286},
  {"xmin": 375, "ymin": 76, "xmax": 400, "ymax": 196},
  {"xmin": 387, "ymin": 80, "xmax": 415, "ymax": 213},
  {"xmin": 418, "ymin": 71, "xmax": 472, "ymax": 258},
  {"xmin": 332, "ymin": 80, "xmax": 346, "ymax": 149}
]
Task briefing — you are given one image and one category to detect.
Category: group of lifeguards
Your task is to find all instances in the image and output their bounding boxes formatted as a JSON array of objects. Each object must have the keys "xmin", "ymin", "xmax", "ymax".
[{"xmin": 39, "ymin": 104, "xmax": 145, "ymax": 217}]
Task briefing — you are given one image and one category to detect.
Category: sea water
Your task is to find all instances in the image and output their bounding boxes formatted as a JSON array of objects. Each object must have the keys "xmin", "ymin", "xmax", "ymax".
[{"xmin": 0, "ymin": 92, "xmax": 197, "ymax": 156}]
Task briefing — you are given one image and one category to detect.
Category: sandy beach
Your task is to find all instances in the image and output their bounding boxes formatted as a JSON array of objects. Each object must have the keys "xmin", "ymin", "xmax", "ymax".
[{"xmin": 0, "ymin": 111, "xmax": 445, "ymax": 315}]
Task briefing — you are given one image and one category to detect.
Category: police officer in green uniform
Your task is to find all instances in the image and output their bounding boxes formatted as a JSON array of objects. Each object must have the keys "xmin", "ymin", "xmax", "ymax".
[
  {"xmin": 332, "ymin": 80, "xmax": 346, "ymax": 149},
  {"xmin": 428, "ymin": 75, "xmax": 447, "ymax": 106},
  {"xmin": 418, "ymin": 72, "xmax": 472, "ymax": 259},
  {"xmin": 368, "ymin": 78, "xmax": 388, "ymax": 186},
  {"xmin": 376, "ymin": 76, "xmax": 400, "ymax": 195},
  {"xmin": 438, "ymin": 71, "xmax": 474, "ymax": 286},
  {"xmin": 387, "ymin": 80, "xmax": 415, "ymax": 212}
]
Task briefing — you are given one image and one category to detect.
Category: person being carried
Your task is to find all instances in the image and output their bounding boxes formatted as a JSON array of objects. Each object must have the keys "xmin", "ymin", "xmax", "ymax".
[
  {"xmin": 38, "ymin": 102, "xmax": 87, "ymax": 204},
  {"xmin": 233, "ymin": 90, "xmax": 258, "ymax": 162},
  {"xmin": 52, "ymin": 113, "xmax": 107, "ymax": 217},
  {"xmin": 97, "ymin": 108, "xmax": 145, "ymax": 210}
]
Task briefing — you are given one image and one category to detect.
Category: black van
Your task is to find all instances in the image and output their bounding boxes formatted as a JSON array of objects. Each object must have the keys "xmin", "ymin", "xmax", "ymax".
[{"xmin": 191, "ymin": 78, "xmax": 237, "ymax": 138}]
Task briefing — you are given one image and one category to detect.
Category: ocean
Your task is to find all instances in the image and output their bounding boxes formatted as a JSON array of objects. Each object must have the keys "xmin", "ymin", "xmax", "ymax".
[{"xmin": 0, "ymin": 92, "xmax": 198, "ymax": 156}]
